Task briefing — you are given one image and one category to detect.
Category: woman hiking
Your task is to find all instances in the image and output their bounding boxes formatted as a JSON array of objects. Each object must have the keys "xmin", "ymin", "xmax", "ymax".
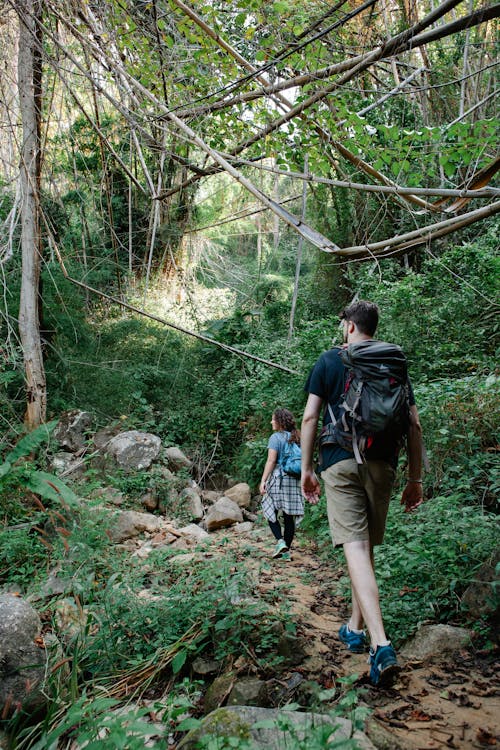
[{"xmin": 259, "ymin": 408, "xmax": 304, "ymax": 560}]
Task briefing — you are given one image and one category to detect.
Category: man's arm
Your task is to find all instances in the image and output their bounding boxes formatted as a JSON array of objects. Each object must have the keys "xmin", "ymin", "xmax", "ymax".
[
  {"xmin": 301, "ymin": 393, "xmax": 323, "ymax": 504},
  {"xmin": 401, "ymin": 404, "xmax": 424, "ymax": 512}
]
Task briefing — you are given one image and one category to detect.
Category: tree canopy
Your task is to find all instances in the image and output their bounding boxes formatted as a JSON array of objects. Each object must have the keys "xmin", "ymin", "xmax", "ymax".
[{"xmin": 0, "ymin": 0, "xmax": 499, "ymax": 422}]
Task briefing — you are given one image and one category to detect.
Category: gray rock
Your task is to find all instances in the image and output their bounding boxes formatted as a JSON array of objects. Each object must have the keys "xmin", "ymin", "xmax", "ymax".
[
  {"xmin": 0, "ymin": 594, "xmax": 46, "ymax": 717},
  {"xmin": 201, "ymin": 490, "xmax": 220, "ymax": 504},
  {"xmin": 50, "ymin": 451, "xmax": 84, "ymax": 477},
  {"xmin": 165, "ymin": 446, "xmax": 192, "ymax": 471},
  {"xmin": 180, "ymin": 487, "xmax": 204, "ymax": 521},
  {"xmin": 233, "ymin": 522, "xmax": 254, "ymax": 535},
  {"xmin": 461, "ymin": 554, "xmax": 500, "ymax": 617},
  {"xmin": 106, "ymin": 431, "xmax": 161, "ymax": 471},
  {"xmin": 401, "ymin": 623, "xmax": 473, "ymax": 661},
  {"xmin": 141, "ymin": 491, "xmax": 159, "ymax": 512},
  {"xmin": 205, "ymin": 497, "xmax": 243, "ymax": 531},
  {"xmin": 192, "ymin": 656, "xmax": 222, "ymax": 676},
  {"xmin": 277, "ymin": 633, "xmax": 307, "ymax": 666},
  {"xmin": 109, "ymin": 510, "xmax": 161, "ymax": 543},
  {"xmin": 54, "ymin": 410, "xmax": 93, "ymax": 452},
  {"xmin": 178, "ymin": 524, "xmax": 210, "ymax": 542},
  {"xmin": 178, "ymin": 706, "xmax": 376, "ymax": 750},
  {"xmin": 224, "ymin": 483, "xmax": 252, "ymax": 508},
  {"xmin": 227, "ymin": 678, "xmax": 268, "ymax": 707}
]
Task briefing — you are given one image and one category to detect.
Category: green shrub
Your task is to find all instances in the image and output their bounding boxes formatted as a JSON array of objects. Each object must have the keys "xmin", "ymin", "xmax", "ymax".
[
  {"xmin": 83, "ymin": 551, "xmax": 288, "ymax": 676},
  {"xmin": 378, "ymin": 496, "xmax": 499, "ymax": 644}
]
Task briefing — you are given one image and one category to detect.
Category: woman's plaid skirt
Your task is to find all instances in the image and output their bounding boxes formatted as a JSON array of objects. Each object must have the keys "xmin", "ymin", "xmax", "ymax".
[{"xmin": 261, "ymin": 467, "xmax": 304, "ymax": 525}]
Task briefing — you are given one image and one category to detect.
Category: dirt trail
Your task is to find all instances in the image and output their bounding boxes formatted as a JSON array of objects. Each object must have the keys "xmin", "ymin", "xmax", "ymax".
[{"xmin": 231, "ymin": 528, "xmax": 500, "ymax": 750}]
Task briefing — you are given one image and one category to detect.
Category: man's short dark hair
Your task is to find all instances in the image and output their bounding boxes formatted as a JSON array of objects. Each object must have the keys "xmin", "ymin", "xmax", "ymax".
[{"xmin": 340, "ymin": 300, "xmax": 379, "ymax": 336}]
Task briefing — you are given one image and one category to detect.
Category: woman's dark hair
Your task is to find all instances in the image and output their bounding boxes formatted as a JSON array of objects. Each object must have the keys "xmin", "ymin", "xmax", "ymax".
[
  {"xmin": 340, "ymin": 300, "xmax": 379, "ymax": 336},
  {"xmin": 273, "ymin": 408, "xmax": 300, "ymax": 444}
]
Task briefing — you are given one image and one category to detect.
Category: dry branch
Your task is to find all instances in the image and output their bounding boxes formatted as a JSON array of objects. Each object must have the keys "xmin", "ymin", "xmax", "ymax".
[{"xmin": 338, "ymin": 200, "xmax": 500, "ymax": 255}]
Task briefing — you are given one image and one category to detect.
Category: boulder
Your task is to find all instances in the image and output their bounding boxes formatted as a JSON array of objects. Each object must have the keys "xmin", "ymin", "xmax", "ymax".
[
  {"xmin": 201, "ymin": 490, "xmax": 220, "ymax": 505},
  {"xmin": 54, "ymin": 410, "xmax": 93, "ymax": 452},
  {"xmin": 205, "ymin": 497, "xmax": 243, "ymax": 531},
  {"xmin": 178, "ymin": 524, "xmax": 210, "ymax": 542},
  {"xmin": 233, "ymin": 522, "xmax": 254, "ymax": 535},
  {"xmin": 178, "ymin": 706, "xmax": 376, "ymax": 750},
  {"xmin": 227, "ymin": 678, "xmax": 268, "ymax": 707},
  {"xmin": 0, "ymin": 594, "xmax": 46, "ymax": 716},
  {"xmin": 224, "ymin": 483, "xmax": 252, "ymax": 508},
  {"xmin": 50, "ymin": 451, "xmax": 84, "ymax": 477},
  {"xmin": 141, "ymin": 491, "xmax": 159, "ymax": 512},
  {"xmin": 401, "ymin": 623, "xmax": 473, "ymax": 661},
  {"xmin": 180, "ymin": 487, "xmax": 204, "ymax": 521},
  {"xmin": 461, "ymin": 554, "xmax": 500, "ymax": 618},
  {"xmin": 192, "ymin": 657, "xmax": 222, "ymax": 676},
  {"xmin": 93, "ymin": 424, "xmax": 122, "ymax": 450},
  {"xmin": 105, "ymin": 431, "xmax": 161, "ymax": 471},
  {"xmin": 91, "ymin": 486, "xmax": 125, "ymax": 505},
  {"xmin": 108, "ymin": 510, "xmax": 162, "ymax": 543},
  {"xmin": 165, "ymin": 446, "xmax": 192, "ymax": 471}
]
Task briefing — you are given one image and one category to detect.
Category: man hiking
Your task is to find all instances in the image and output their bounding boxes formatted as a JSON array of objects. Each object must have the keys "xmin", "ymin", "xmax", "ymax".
[{"xmin": 300, "ymin": 300, "xmax": 423, "ymax": 687}]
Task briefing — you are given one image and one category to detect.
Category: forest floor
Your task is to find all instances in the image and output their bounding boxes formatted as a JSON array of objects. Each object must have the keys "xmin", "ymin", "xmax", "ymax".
[{"xmin": 223, "ymin": 525, "xmax": 500, "ymax": 750}]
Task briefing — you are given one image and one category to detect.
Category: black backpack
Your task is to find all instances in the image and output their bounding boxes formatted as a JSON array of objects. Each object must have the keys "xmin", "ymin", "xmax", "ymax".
[{"xmin": 320, "ymin": 341, "xmax": 410, "ymax": 464}]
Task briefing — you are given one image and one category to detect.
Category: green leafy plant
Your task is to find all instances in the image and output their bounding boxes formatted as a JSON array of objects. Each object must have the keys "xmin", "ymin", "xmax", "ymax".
[
  {"xmin": 16, "ymin": 694, "xmax": 168, "ymax": 750},
  {"xmin": 0, "ymin": 421, "xmax": 79, "ymax": 508}
]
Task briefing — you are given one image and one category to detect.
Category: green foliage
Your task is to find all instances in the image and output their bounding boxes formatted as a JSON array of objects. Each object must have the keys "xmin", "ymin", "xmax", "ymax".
[
  {"xmin": 0, "ymin": 421, "xmax": 79, "ymax": 509},
  {"xmin": 83, "ymin": 551, "xmax": 287, "ymax": 676},
  {"xmin": 344, "ymin": 226, "xmax": 499, "ymax": 378},
  {"xmin": 19, "ymin": 694, "xmax": 168, "ymax": 750},
  {"xmin": 0, "ymin": 527, "xmax": 48, "ymax": 589},
  {"xmin": 415, "ymin": 374, "xmax": 499, "ymax": 509},
  {"xmin": 378, "ymin": 497, "xmax": 499, "ymax": 644}
]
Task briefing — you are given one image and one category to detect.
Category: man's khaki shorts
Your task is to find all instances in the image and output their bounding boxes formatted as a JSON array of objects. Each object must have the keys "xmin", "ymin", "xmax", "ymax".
[{"xmin": 321, "ymin": 459, "xmax": 396, "ymax": 547}]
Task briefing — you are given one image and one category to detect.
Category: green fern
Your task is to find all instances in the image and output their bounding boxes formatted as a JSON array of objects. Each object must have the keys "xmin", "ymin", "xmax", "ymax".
[
  {"xmin": 26, "ymin": 470, "xmax": 79, "ymax": 506},
  {"xmin": 0, "ymin": 421, "xmax": 78, "ymax": 507},
  {"xmin": 5, "ymin": 420, "xmax": 58, "ymax": 463}
]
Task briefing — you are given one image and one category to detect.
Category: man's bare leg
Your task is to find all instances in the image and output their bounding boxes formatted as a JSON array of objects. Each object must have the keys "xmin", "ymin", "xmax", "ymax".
[{"xmin": 343, "ymin": 540, "xmax": 388, "ymax": 648}]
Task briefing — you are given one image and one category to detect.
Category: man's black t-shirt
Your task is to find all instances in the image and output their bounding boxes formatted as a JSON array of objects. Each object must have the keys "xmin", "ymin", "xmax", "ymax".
[{"xmin": 304, "ymin": 345, "xmax": 415, "ymax": 471}]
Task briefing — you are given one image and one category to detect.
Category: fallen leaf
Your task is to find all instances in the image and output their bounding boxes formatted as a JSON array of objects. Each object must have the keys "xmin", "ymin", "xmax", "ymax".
[
  {"xmin": 476, "ymin": 727, "xmax": 497, "ymax": 745},
  {"xmin": 409, "ymin": 709, "xmax": 432, "ymax": 721}
]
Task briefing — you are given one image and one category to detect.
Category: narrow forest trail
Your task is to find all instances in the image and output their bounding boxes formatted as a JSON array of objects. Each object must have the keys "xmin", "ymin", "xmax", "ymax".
[{"xmin": 223, "ymin": 525, "xmax": 500, "ymax": 750}]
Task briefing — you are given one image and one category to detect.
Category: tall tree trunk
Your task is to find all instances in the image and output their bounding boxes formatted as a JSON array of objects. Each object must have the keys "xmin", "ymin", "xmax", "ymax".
[{"xmin": 17, "ymin": 0, "xmax": 46, "ymax": 428}]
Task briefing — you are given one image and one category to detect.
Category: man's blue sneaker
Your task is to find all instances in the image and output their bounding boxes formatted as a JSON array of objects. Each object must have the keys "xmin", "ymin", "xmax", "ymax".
[
  {"xmin": 338, "ymin": 623, "xmax": 368, "ymax": 653},
  {"xmin": 368, "ymin": 644, "xmax": 401, "ymax": 687}
]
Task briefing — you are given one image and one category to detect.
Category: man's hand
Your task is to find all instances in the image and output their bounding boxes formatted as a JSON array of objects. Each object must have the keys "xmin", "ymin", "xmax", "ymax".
[
  {"xmin": 301, "ymin": 470, "xmax": 321, "ymax": 505},
  {"xmin": 401, "ymin": 481, "xmax": 424, "ymax": 512}
]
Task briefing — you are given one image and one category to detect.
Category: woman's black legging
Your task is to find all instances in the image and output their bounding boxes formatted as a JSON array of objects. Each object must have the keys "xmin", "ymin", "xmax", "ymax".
[{"xmin": 268, "ymin": 513, "xmax": 295, "ymax": 548}]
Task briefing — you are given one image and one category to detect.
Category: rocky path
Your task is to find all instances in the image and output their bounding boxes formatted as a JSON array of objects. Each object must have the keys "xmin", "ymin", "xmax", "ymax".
[{"xmin": 231, "ymin": 526, "xmax": 500, "ymax": 750}]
